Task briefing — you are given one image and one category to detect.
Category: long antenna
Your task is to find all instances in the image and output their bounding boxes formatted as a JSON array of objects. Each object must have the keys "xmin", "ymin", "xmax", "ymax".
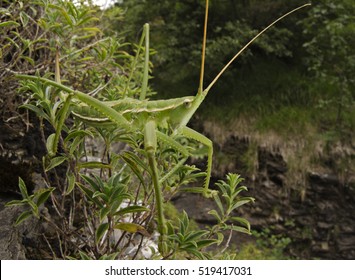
[
  {"xmin": 205, "ymin": 3, "xmax": 311, "ymax": 93},
  {"xmin": 199, "ymin": 0, "xmax": 209, "ymax": 94}
]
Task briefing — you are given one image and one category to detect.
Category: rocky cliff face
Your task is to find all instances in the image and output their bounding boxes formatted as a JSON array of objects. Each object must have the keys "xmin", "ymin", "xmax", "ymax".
[{"xmin": 179, "ymin": 120, "xmax": 355, "ymax": 259}]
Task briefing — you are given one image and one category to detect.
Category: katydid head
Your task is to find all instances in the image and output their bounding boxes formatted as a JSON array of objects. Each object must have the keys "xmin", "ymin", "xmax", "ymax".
[{"xmin": 169, "ymin": 93, "xmax": 206, "ymax": 132}]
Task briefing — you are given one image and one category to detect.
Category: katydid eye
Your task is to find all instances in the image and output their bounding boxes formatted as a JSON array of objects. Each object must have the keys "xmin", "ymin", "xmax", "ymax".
[{"xmin": 183, "ymin": 99, "xmax": 192, "ymax": 108}]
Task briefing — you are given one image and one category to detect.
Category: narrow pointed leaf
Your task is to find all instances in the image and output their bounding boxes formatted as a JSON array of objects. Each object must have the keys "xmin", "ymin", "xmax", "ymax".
[
  {"xmin": 230, "ymin": 217, "xmax": 251, "ymax": 232},
  {"xmin": 15, "ymin": 210, "xmax": 33, "ymax": 225},
  {"xmin": 231, "ymin": 197, "xmax": 255, "ymax": 211},
  {"xmin": 216, "ymin": 232, "xmax": 224, "ymax": 245},
  {"xmin": 207, "ymin": 209, "xmax": 221, "ymax": 222},
  {"xmin": 0, "ymin": 21, "xmax": 20, "ymax": 28},
  {"xmin": 64, "ymin": 130, "xmax": 93, "ymax": 143},
  {"xmin": 65, "ymin": 172, "xmax": 76, "ymax": 195},
  {"xmin": 76, "ymin": 183, "xmax": 103, "ymax": 207},
  {"xmin": 77, "ymin": 161, "xmax": 112, "ymax": 170},
  {"xmin": 80, "ymin": 174, "xmax": 101, "ymax": 192},
  {"xmin": 36, "ymin": 187, "xmax": 55, "ymax": 206},
  {"xmin": 196, "ymin": 239, "xmax": 218, "ymax": 248},
  {"xmin": 45, "ymin": 156, "xmax": 67, "ymax": 171},
  {"xmin": 213, "ymin": 194, "xmax": 224, "ymax": 215},
  {"xmin": 114, "ymin": 222, "xmax": 148, "ymax": 235},
  {"xmin": 225, "ymin": 225, "xmax": 252, "ymax": 235},
  {"xmin": 95, "ymin": 222, "xmax": 109, "ymax": 243},
  {"xmin": 5, "ymin": 199, "xmax": 26, "ymax": 207},
  {"xmin": 18, "ymin": 177, "xmax": 28, "ymax": 199},
  {"xmin": 99, "ymin": 253, "xmax": 119, "ymax": 260},
  {"xmin": 19, "ymin": 104, "xmax": 50, "ymax": 122},
  {"xmin": 121, "ymin": 151, "xmax": 148, "ymax": 187},
  {"xmin": 92, "ymin": 191, "xmax": 107, "ymax": 201},
  {"xmin": 78, "ymin": 251, "xmax": 92, "ymax": 260},
  {"xmin": 113, "ymin": 206, "xmax": 150, "ymax": 216},
  {"xmin": 46, "ymin": 133, "xmax": 56, "ymax": 156},
  {"xmin": 99, "ymin": 207, "xmax": 110, "ymax": 221}
]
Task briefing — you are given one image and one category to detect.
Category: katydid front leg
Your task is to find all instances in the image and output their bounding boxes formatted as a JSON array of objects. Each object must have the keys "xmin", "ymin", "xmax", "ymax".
[
  {"xmin": 158, "ymin": 125, "xmax": 216, "ymax": 198},
  {"xmin": 181, "ymin": 127, "xmax": 217, "ymax": 198},
  {"xmin": 144, "ymin": 120, "xmax": 168, "ymax": 256}
]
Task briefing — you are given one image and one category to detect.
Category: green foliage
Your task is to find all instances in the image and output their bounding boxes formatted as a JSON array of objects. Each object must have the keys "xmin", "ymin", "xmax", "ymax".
[
  {"xmin": 215, "ymin": 227, "xmax": 292, "ymax": 260},
  {"xmin": 208, "ymin": 174, "xmax": 254, "ymax": 236},
  {"xmin": 167, "ymin": 211, "xmax": 217, "ymax": 259},
  {"xmin": 300, "ymin": 0, "xmax": 355, "ymax": 134},
  {"xmin": 251, "ymin": 228, "xmax": 292, "ymax": 259},
  {"xmin": 166, "ymin": 174, "xmax": 254, "ymax": 259},
  {"xmin": 5, "ymin": 178, "xmax": 54, "ymax": 225},
  {"xmin": 255, "ymin": 106, "xmax": 314, "ymax": 135},
  {"xmin": 5, "ymin": 0, "xmax": 253, "ymax": 260}
]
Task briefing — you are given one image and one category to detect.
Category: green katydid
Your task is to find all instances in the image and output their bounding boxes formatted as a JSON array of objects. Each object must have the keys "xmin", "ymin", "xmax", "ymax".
[{"xmin": 16, "ymin": 1, "xmax": 310, "ymax": 255}]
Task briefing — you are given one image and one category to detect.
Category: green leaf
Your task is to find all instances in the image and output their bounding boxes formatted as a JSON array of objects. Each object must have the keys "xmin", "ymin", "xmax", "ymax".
[
  {"xmin": 15, "ymin": 210, "xmax": 33, "ymax": 226},
  {"xmin": 113, "ymin": 206, "xmax": 150, "ymax": 216},
  {"xmin": 99, "ymin": 207, "xmax": 110, "ymax": 221},
  {"xmin": 92, "ymin": 191, "xmax": 108, "ymax": 201},
  {"xmin": 19, "ymin": 104, "xmax": 50, "ymax": 122},
  {"xmin": 196, "ymin": 239, "xmax": 218, "ymax": 248},
  {"xmin": 166, "ymin": 221, "xmax": 175, "ymax": 235},
  {"xmin": 69, "ymin": 136, "xmax": 84, "ymax": 155},
  {"xmin": 184, "ymin": 230, "xmax": 208, "ymax": 243},
  {"xmin": 18, "ymin": 177, "xmax": 28, "ymax": 199},
  {"xmin": 179, "ymin": 211, "xmax": 189, "ymax": 236},
  {"xmin": 21, "ymin": 55, "xmax": 35, "ymax": 66},
  {"xmin": 231, "ymin": 185, "xmax": 249, "ymax": 199},
  {"xmin": 77, "ymin": 161, "xmax": 112, "ymax": 170},
  {"xmin": 80, "ymin": 174, "xmax": 101, "ymax": 192},
  {"xmin": 213, "ymin": 194, "xmax": 224, "ymax": 215},
  {"xmin": 180, "ymin": 241, "xmax": 197, "ymax": 249},
  {"xmin": 99, "ymin": 253, "xmax": 119, "ymax": 260},
  {"xmin": 207, "ymin": 209, "xmax": 221, "ymax": 222},
  {"xmin": 46, "ymin": 133, "xmax": 56, "ymax": 156},
  {"xmin": 27, "ymin": 199, "xmax": 39, "ymax": 218},
  {"xmin": 0, "ymin": 21, "xmax": 20, "ymax": 28},
  {"xmin": 19, "ymin": 11, "xmax": 29, "ymax": 27},
  {"xmin": 230, "ymin": 197, "xmax": 255, "ymax": 211},
  {"xmin": 78, "ymin": 251, "xmax": 92, "ymax": 260},
  {"xmin": 109, "ymin": 187, "xmax": 130, "ymax": 207},
  {"xmin": 65, "ymin": 172, "xmax": 76, "ymax": 195},
  {"xmin": 120, "ymin": 151, "xmax": 147, "ymax": 187},
  {"xmin": 45, "ymin": 156, "xmax": 67, "ymax": 171},
  {"xmin": 181, "ymin": 187, "xmax": 208, "ymax": 195},
  {"xmin": 77, "ymin": 183, "xmax": 103, "ymax": 208},
  {"xmin": 36, "ymin": 188, "xmax": 55, "ymax": 207},
  {"xmin": 5, "ymin": 199, "xmax": 26, "ymax": 207},
  {"xmin": 225, "ymin": 225, "xmax": 252, "ymax": 235},
  {"xmin": 230, "ymin": 217, "xmax": 251, "ymax": 232},
  {"xmin": 96, "ymin": 223, "xmax": 109, "ymax": 243},
  {"xmin": 64, "ymin": 129, "xmax": 93, "ymax": 143},
  {"xmin": 59, "ymin": 7, "xmax": 74, "ymax": 27},
  {"xmin": 114, "ymin": 222, "xmax": 148, "ymax": 235},
  {"xmin": 216, "ymin": 232, "xmax": 224, "ymax": 245},
  {"xmin": 184, "ymin": 248, "xmax": 206, "ymax": 260},
  {"xmin": 80, "ymin": 27, "xmax": 101, "ymax": 34},
  {"xmin": 64, "ymin": 130, "xmax": 93, "ymax": 154}
]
